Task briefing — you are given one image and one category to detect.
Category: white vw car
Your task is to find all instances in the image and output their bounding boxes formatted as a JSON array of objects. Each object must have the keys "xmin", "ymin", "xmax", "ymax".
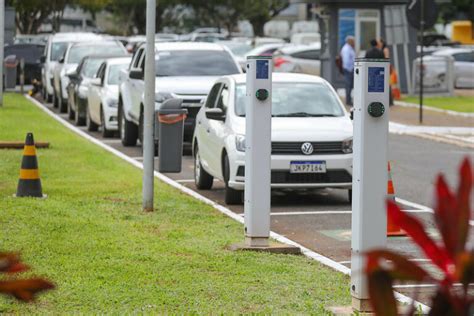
[
  {"xmin": 193, "ymin": 73, "xmax": 353, "ymax": 205},
  {"xmin": 87, "ymin": 57, "xmax": 132, "ymax": 137}
]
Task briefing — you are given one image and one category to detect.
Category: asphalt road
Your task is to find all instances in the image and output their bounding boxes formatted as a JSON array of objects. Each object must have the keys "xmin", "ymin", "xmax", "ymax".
[{"xmin": 39, "ymin": 98, "xmax": 473, "ymax": 306}]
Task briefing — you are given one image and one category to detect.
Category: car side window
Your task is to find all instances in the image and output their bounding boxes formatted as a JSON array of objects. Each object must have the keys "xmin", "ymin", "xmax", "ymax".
[
  {"xmin": 452, "ymin": 53, "xmax": 474, "ymax": 62},
  {"xmin": 216, "ymin": 84, "xmax": 229, "ymax": 113},
  {"xmin": 205, "ymin": 83, "xmax": 222, "ymax": 108},
  {"xmin": 291, "ymin": 50, "xmax": 320, "ymax": 60}
]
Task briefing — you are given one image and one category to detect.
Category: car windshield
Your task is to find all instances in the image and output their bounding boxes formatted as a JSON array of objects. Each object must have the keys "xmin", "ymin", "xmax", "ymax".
[
  {"xmin": 51, "ymin": 42, "xmax": 68, "ymax": 61},
  {"xmin": 107, "ymin": 63, "xmax": 128, "ymax": 85},
  {"xmin": 235, "ymin": 82, "xmax": 344, "ymax": 117},
  {"xmin": 155, "ymin": 50, "xmax": 240, "ymax": 76},
  {"xmin": 67, "ymin": 43, "xmax": 124, "ymax": 64},
  {"xmin": 82, "ymin": 58, "xmax": 105, "ymax": 78}
]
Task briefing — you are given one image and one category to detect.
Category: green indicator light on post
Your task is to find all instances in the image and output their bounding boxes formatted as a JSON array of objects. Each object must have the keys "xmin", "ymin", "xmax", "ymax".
[
  {"xmin": 256, "ymin": 89, "xmax": 269, "ymax": 101},
  {"xmin": 367, "ymin": 102, "xmax": 385, "ymax": 118}
]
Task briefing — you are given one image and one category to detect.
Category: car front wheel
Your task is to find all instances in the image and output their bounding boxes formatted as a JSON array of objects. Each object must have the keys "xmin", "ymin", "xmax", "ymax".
[
  {"xmin": 118, "ymin": 101, "xmax": 138, "ymax": 146},
  {"xmin": 194, "ymin": 145, "xmax": 213, "ymax": 190},
  {"xmin": 101, "ymin": 107, "xmax": 114, "ymax": 138},
  {"xmin": 223, "ymin": 154, "xmax": 242, "ymax": 205},
  {"xmin": 86, "ymin": 105, "xmax": 98, "ymax": 132}
]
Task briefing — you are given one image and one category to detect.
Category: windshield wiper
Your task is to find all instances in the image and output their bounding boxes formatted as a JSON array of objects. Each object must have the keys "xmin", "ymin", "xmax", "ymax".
[{"xmin": 272, "ymin": 112, "xmax": 337, "ymax": 117}]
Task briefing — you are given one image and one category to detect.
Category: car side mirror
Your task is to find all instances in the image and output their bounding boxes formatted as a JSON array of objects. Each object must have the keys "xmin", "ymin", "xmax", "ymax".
[
  {"xmin": 40, "ymin": 55, "xmax": 46, "ymax": 63},
  {"xmin": 66, "ymin": 68, "xmax": 78, "ymax": 79},
  {"xmin": 349, "ymin": 107, "xmax": 354, "ymax": 120},
  {"xmin": 205, "ymin": 108, "xmax": 225, "ymax": 121},
  {"xmin": 129, "ymin": 69, "xmax": 143, "ymax": 80},
  {"xmin": 90, "ymin": 77, "xmax": 102, "ymax": 86},
  {"xmin": 59, "ymin": 56, "xmax": 65, "ymax": 64}
]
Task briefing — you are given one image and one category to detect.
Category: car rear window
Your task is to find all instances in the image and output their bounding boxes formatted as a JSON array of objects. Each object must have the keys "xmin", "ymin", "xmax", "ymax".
[
  {"xmin": 155, "ymin": 50, "xmax": 240, "ymax": 76},
  {"xmin": 235, "ymin": 82, "xmax": 344, "ymax": 117}
]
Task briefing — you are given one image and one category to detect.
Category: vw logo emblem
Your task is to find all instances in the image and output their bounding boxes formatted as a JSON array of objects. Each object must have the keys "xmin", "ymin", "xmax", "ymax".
[{"xmin": 301, "ymin": 142, "xmax": 314, "ymax": 155}]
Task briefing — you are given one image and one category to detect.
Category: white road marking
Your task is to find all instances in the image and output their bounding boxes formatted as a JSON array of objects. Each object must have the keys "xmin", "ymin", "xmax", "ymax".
[
  {"xmin": 393, "ymin": 283, "xmax": 468, "ymax": 289},
  {"xmin": 101, "ymin": 139, "xmax": 123, "ymax": 144},
  {"xmin": 338, "ymin": 258, "xmax": 431, "ymax": 265},
  {"xmin": 397, "ymin": 197, "xmax": 474, "ymax": 226},
  {"xmin": 175, "ymin": 179, "xmax": 220, "ymax": 183},
  {"xmin": 238, "ymin": 209, "xmax": 426, "ymax": 217},
  {"xmin": 27, "ymin": 95, "xmax": 431, "ymax": 314}
]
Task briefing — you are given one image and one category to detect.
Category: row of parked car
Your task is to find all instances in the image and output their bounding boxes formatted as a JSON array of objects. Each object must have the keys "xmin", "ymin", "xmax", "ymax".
[{"xmin": 39, "ymin": 32, "xmax": 352, "ymax": 205}]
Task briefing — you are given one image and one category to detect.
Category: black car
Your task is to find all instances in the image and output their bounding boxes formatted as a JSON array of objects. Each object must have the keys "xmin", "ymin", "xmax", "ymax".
[
  {"xmin": 3, "ymin": 43, "xmax": 45, "ymax": 84},
  {"xmin": 66, "ymin": 55, "xmax": 125, "ymax": 126}
]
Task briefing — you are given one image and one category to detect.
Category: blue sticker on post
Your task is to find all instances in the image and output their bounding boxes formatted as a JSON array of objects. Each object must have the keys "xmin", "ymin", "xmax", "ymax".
[
  {"xmin": 368, "ymin": 67, "xmax": 385, "ymax": 93},
  {"xmin": 256, "ymin": 60, "xmax": 269, "ymax": 79}
]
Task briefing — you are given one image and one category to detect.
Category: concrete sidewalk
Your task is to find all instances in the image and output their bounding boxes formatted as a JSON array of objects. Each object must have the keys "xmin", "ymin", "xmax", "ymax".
[{"xmin": 388, "ymin": 104, "xmax": 473, "ymax": 148}]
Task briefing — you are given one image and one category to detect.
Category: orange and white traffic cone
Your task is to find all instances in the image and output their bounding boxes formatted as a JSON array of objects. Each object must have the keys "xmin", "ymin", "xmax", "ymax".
[
  {"xmin": 387, "ymin": 162, "xmax": 405, "ymax": 236},
  {"xmin": 390, "ymin": 67, "xmax": 401, "ymax": 100}
]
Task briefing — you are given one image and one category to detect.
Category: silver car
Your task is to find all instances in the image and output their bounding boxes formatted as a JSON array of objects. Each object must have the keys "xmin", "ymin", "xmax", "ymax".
[
  {"xmin": 432, "ymin": 48, "xmax": 474, "ymax": 88},
  {"xmin": 273, "ymin": 43, "xmax": 321, "ymax": 75}
]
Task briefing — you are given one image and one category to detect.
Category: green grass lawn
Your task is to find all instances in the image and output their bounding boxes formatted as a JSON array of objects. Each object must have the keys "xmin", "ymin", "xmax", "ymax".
[
  {"xmin": 402, "ymin": 96, "xmax": 474, "ymax": 113},
  {"xmin": 0, "ymin": 94, "xmax": 350, "ymax": 314}
]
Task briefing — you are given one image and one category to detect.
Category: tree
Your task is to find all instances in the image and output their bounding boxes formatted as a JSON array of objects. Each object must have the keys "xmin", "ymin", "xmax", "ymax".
[
  {"xmin": 241, "ymin": 0, "xmax": 289, "ymax": 37},
  {"xmin": 6, "ymin": 0, "xmax": 81, "ymax": 34}
]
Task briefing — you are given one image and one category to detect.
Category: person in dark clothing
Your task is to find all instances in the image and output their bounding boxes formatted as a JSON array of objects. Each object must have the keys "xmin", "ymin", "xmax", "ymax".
[{"xmin": 365, "ymin": 39, "xmax": 385, "ymax": 59}]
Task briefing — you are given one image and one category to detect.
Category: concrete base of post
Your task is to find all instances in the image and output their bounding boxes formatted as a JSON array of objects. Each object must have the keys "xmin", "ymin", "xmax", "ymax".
[
  {"xmin": 328, "ymin": 300, "xmax": 424, "ymax": 316},
  {"xmin": 351, "ymin": 297, "xmax": 373, "ymax": 313},
  {"xmin": 229, "ymin": 238, "xmax": 301, "ymax": 255}
]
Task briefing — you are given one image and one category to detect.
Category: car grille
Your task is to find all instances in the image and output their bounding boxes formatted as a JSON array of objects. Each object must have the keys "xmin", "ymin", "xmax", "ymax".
[
  {"xmin": 236, "ymin": 167, "xmax": 351, "ymax": 184},
  {"xmin": 272, "ymin": 142, "xmax": 344, "ymax": 155}
]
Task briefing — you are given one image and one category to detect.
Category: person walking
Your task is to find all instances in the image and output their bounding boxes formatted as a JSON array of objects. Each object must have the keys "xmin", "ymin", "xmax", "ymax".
[
  {"xmin": 340, "ymin": 36, "xmax": 355, "ymax": 106},
  {"xmin": 365, "ymin": 39, "xmax": 385, "ymax": 59}
]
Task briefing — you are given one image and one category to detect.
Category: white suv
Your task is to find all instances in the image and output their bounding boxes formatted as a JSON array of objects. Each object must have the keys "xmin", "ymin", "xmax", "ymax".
[
  {"xmin": 193, "ymin": 73, "xmax": 353, "ymax": 204},
  {"xmin": 118, "ymin": 42, "xmax": 241, "ymax": 147}
]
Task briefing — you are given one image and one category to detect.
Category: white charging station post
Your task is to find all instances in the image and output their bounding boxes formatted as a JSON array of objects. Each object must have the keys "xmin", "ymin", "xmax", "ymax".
[
  {"xmin": 351, "ymin": 58, "xmax": 390, "ymax": 312},
  {"xmin": 244, "ymin": 56, "xmax": 272, "ymax": 247}
]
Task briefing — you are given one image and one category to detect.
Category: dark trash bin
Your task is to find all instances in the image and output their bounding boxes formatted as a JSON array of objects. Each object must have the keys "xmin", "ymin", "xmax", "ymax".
[
  {"xmin": 4, "ymin": 55, "xmax": 17, "ymax": 89},
  {"xmin": 155, "ymin": 98, "xmax": 187, "ymax": 173}
]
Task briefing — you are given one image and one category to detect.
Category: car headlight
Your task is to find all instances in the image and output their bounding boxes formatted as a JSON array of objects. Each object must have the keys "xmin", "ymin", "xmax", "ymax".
[
  {"xmin": 106, "ymin": 98, "xmax": 118, "ymax": 108},
  {"xmin": 235, "ymin": 135, "xmax": 246, "ymax": 152},
  {"xmin": 342, "ymin": 137, "xmax": 353, "ymax": 154}
]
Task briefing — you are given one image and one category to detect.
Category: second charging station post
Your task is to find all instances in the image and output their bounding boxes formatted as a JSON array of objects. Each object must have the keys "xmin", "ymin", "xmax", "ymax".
[
  {"xmin": 244, "ymin": 56, "xmax": 272, "ymax": 248},
  {"xmin": 351, "ymin": 58, "xmax": 390, "ymax": 312}
]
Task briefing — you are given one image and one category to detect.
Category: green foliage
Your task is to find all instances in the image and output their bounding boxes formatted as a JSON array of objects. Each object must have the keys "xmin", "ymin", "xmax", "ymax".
[{"xmin": 0, "ymin": 93, "xmax": 351, "ymax": 313}]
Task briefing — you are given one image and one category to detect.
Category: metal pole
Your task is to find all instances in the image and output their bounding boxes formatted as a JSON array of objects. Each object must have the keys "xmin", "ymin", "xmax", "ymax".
[
  {"xmin": 0, "ymin": 0, "xmax": 4, "ymax": 106},
  {"xmin": 419, "ymin": 0, "xmax": 424, "ymax": 124},
  {"xmin": 142, "ymin": 0, "xmax": 156, "ymax": 212},
  {"xmin": 20, "ymin": 58, "xmax": 25, "ymax": 95}
]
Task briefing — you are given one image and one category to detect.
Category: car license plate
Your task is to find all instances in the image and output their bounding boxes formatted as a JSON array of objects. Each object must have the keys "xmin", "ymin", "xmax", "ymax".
[{"xmin": 290, "ymin": 161, "xmax": 326, "ymax": 173}]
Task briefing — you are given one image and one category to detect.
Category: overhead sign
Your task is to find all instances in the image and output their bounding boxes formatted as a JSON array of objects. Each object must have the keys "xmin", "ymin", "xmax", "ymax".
[{"xmin": 406, "ymin": 0, "xmax": 438, "ymax": 30}]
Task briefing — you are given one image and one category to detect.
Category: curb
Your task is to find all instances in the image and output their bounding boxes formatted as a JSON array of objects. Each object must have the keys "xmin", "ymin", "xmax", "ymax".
[
  {"xmin": 395, "ymin": 100, "xmax": 474, "ymax": 118},
  {"xmin": 24, "ymin": 94, "xmax": 430, "ymax": 314}
]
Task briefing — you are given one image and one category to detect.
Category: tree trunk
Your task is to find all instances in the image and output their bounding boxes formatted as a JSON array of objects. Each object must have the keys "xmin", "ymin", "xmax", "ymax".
[{"xmin": 249, "ymin": 17, "xmax": 266, "ymax": 37}]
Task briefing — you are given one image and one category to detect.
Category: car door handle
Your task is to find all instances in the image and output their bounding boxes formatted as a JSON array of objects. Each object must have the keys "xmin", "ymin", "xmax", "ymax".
[{"xmin": 206, "ymin": 128, "xmax": 210, "ymax": 133}]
